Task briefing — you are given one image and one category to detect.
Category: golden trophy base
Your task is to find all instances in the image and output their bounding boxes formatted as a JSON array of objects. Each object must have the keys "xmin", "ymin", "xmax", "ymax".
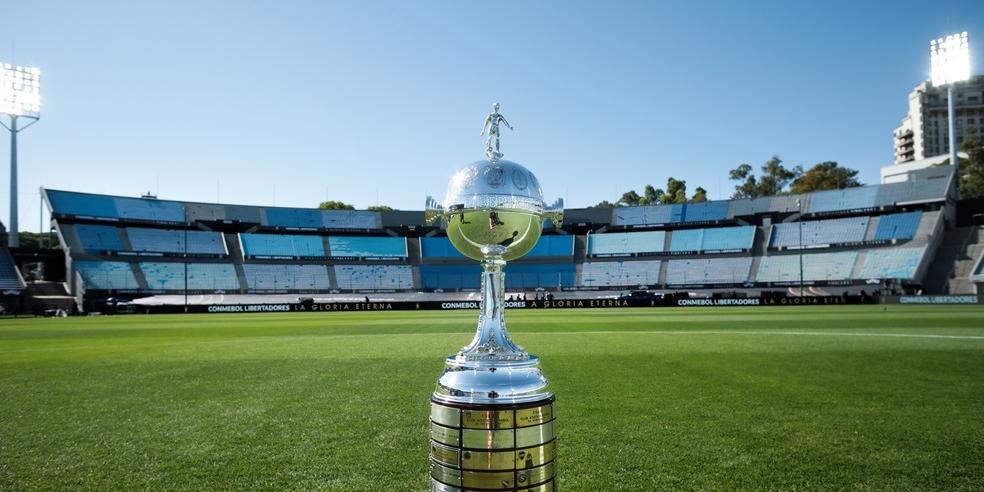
[{"xmin": 429, "ymin": 395, "xmax": 556, "ymax": 492}]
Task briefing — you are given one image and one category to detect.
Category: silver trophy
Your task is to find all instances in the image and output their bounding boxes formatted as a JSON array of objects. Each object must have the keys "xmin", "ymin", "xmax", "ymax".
[{"xmin": 427, "ymin": 104, "xmax": 562, "ymax": 492}]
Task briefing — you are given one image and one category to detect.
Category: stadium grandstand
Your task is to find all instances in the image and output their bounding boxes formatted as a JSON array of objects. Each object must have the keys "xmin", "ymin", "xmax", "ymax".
[{"xmin": 9, "ymin": 165, "xmax": 981, "ymax": 311}]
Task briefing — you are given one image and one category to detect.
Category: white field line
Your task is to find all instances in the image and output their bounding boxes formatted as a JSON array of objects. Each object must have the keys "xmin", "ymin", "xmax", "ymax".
[
  {"xmin": 531, "ymin": 330, "xmax": 984, "ymax": 340},
  {"xmin": 317, "ymin": 329, "xmax": 984, "ymax": 341},
  {"xmin": 3, "ymin": 329, "xmax": 984, "ymax": 354}
]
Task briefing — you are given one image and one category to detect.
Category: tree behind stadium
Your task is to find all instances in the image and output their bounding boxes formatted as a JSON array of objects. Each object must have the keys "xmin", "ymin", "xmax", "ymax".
[
  {"xmin": 729, "ymin": 156, "xmax": 862, "ymax": 198},
  {"xmin": 958, "ymin": 139, "xmax": 984, "ymax": 199},
  {"xmin": 318, "ymin": 200, "xmax": 355, "ymax": 210},
  {"xmin": 790, "ymin": 161, "xmax": 862, "ymax": 193}
]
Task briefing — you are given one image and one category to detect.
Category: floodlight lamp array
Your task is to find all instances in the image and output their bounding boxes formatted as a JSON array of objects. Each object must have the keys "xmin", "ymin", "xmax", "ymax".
[
  {"xmin": 930, "ymin": 32, "xmax": 970, "ymax": 86},
  {"xmin": 0, "ymin": 63, "xmax": 42, "ymax": 118}
]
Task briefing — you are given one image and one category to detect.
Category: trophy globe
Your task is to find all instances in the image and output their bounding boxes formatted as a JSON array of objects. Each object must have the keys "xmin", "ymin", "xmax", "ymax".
[{"xmin": 426, "ymin": 104, "xmax": 562, "ymax": 492}]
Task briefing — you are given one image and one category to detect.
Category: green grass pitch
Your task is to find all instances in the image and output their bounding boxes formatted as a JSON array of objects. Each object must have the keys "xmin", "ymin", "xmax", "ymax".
[{"xmin": 2, "ymin": 305, "xmax": 984, "ymax": 491}]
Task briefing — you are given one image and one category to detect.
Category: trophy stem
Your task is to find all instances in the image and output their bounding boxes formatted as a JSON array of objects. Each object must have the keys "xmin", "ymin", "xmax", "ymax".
[{"xmin": 457, "ymin": 249, "xmax": 527, "ymax": 361}]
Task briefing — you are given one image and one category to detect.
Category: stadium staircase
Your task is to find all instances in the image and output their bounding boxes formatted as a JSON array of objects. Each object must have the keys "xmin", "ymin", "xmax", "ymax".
[
  {"xmin": 748, "ymin": 226, "xmax": 767, "ymax": 282},
  {"xmin": 130, "ymin": 262, "xmax": 150, "ymax": 290},
  {"xmin": 850, "ymin": 251, "xmax": 868, "ymax": 279},
  {"xmin": 223, "ymin": 232, "xmax": 248, "ymax": 293},
  {"xmin": 118, "ymin": 228, "xmax": 136, "ymax": 251},
  {"xmin": 24, "ymin": 281, "xmax": 77, "ymax": 313},
  {"xmin": 947, "ymin": 226, "xmax": 984, "ymax": 294},
  {"xmin": 573, "ymin": 235, "xmax": 588, "ymax": 262},
  {"xmin": 748, "ymin": 256, "xmax": 763, "ymax": 283},
  {"xmin": 0, "ymin": 246, "xmax": 26, "ymax": 291},
  {"xmin": 924, "ymin": 225, "xmax": 984, "ymax": 294},
  {"xmin": 864, "ymin": 216, "xmax": 880, "ymax": 241}
]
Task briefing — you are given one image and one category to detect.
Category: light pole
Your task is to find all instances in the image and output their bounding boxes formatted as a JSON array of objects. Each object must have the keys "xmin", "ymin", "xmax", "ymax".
[
  {"xmin": 184, "ymin": 223, "xmax": 189, "ymax": 310},
  {"xmin": 0, "ymin": 63, "xmax": 42, "ymax": 248},
  {"xmin": 797, "ymin": 198, "xmax": 804, "ymax": 297},
  {"xmin": 930, "ymin": 33, "xmax": 970, "ymax": 178}
]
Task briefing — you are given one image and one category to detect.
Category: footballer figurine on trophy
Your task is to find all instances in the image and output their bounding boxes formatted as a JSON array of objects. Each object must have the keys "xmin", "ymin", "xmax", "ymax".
[{"xmin": 426, "ymin": 104, "xmax": 562, "ymax": 492}]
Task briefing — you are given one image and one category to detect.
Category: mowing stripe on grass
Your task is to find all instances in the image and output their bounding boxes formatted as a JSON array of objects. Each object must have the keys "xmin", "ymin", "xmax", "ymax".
[
  {"xmin": 2, "ymin": 329, "xmax": 983, "ymax": 355},
  {"xmin": 531, "ymin": 330, "xmax": 984, "ymax": 340}
]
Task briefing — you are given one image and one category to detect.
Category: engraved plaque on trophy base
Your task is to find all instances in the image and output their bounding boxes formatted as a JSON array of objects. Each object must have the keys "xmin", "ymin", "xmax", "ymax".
[{"xmin": 430, "ymin": 396, "xmax": 556, "ymax": 492}]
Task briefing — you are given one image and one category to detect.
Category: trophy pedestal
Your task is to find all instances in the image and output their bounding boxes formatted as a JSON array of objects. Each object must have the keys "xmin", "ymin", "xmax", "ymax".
[{"xmin": 429, "ymin": 395, "xmax": 556, "ymax": 492}]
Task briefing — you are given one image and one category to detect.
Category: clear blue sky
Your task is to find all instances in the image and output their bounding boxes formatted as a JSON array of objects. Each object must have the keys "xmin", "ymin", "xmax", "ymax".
[{"xmin": 2, "ymin": 0, "xmax": 983, "ymax": 231}]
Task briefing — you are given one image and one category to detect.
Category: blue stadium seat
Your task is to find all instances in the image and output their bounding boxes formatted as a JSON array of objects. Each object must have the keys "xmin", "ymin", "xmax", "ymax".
[
  {"xmin": 858, "ymin": 247, "xmax": 925, "ymax": 279},
  {"xmin": 76, "ymin": 225, "xmax": 124, "ymax": 252},
  {"xmin": 113, "ymin": 197, "xmax": 185, "ymax": 222},
  {"xmin": 264, "ymin": 207, "xmax": 325, "ymax": 228},
  {"xmin": 423, "ymin": 234, "xmax": 570, "ymax": 257},
  {"xmin": 588, "ymin": 231, "xmax": 665, "ymax": 256},
  {"xmin": 526, "ymin": 236, "xmax": 575, "ymax": 257},
  {"xmin": 335, "ymin": 265, "xmax": 414, "ymax": 290},
  {"xmin": 328, "ymin": 236, "xmax": 407, "ymax": 258},
  {"xmin": 224, "ymin": 205, "xmax": 263, "ymax": 223},
  {"xmin": 665, "ymin": 258, "xmax": 751, "ymax": 285},
  {"xmin": 732, "ymin": 197, "xmax": 773, "ymax": 216},
  {"xmin": 74, "ymin": 261, "xmax": 140, "ymax": 289},
  {"xmin": 769, "ymin": 195, "xmax": 802, "ymax": 214},
  {"xmin": 242, "ymin": 264, "xmax": 331, "ymax": 290},
  {"xmin": 580, "ymin": 260, "xmax": 660, "ymax": 287},
  {"xmin": 613, "ymin": 204, "xmax": 676, "ymax": 226},
  {"xmin": 262, "ymin": 207, "xmax": 380, "ymax": 229},
  {"xmin": 875, "ymin": 179, "xmax": 949, "ymax": 206},
  {"xmin": 808, "ymin": 186, "xmax": 878, "ymax": 214},
  {"xmin": 419, "ymin": 265, "xmax": 482, "ymax": 289},
  {"xmin": 669, "ymin": 229, "xmax": 702, "ymax": 253},
  {"xmin": 682, "ymin": 201, "xmax": 729, "ymax": 222},
  {"xmin": 420, "ymin": 237, "xmax": 466, "ymax": 258},
  {"xmin": 873, "ymin": 211, "xmax": 922, "ymax": 241},
  {"xmin": 47, "ymin": 190, "xmax": 119, "ymax": 218},
  {"xmin": 670, "ymin": 226, "xmax": 755, "ymax": 253},
  {"xmin": 184, "ymin": 203, "xmax": 227, "ymax": 222},
  {"xmin": 701, "ymin": 226, "xmax": 755, "ymax": 252},
  {"xmin": 241, "ymin": 234, "xmax": 325, "ymax": 257},
  {"xmin": 505, "ymin": 263, "xmax": 575, "ymax": 289},
  {"xmin": 128, "ymin": 228, "xmax": 226, "ymax": 255},
  {"xmin": 140, "ymin": 262, "xmax": 239, "ymax": 290},
  {"xmin": 771, "ymin": 217, "xmax": 869, "ymax": 248},
  {"xmin": 322, "ymin": 210, "xmax": 380, "ymax": 229},
  {"xmin": 755, "ymin": 252, "xmax": 857, "ymax": 282}
]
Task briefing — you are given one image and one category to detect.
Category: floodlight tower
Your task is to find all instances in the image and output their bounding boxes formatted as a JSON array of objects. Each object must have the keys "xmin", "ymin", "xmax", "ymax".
[
  {"xmin": 930, "ymin": 32, "xmax": 970, "ymax": 178},
  {"xmin": 0, "ymin": 63, "xmax": 42, "ymax": 248}
]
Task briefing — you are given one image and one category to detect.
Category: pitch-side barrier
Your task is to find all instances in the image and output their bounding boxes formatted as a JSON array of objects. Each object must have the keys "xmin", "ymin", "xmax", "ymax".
[{"xmin": 129, "ymin": 296, "xmax": 863, "ymax": 314}]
